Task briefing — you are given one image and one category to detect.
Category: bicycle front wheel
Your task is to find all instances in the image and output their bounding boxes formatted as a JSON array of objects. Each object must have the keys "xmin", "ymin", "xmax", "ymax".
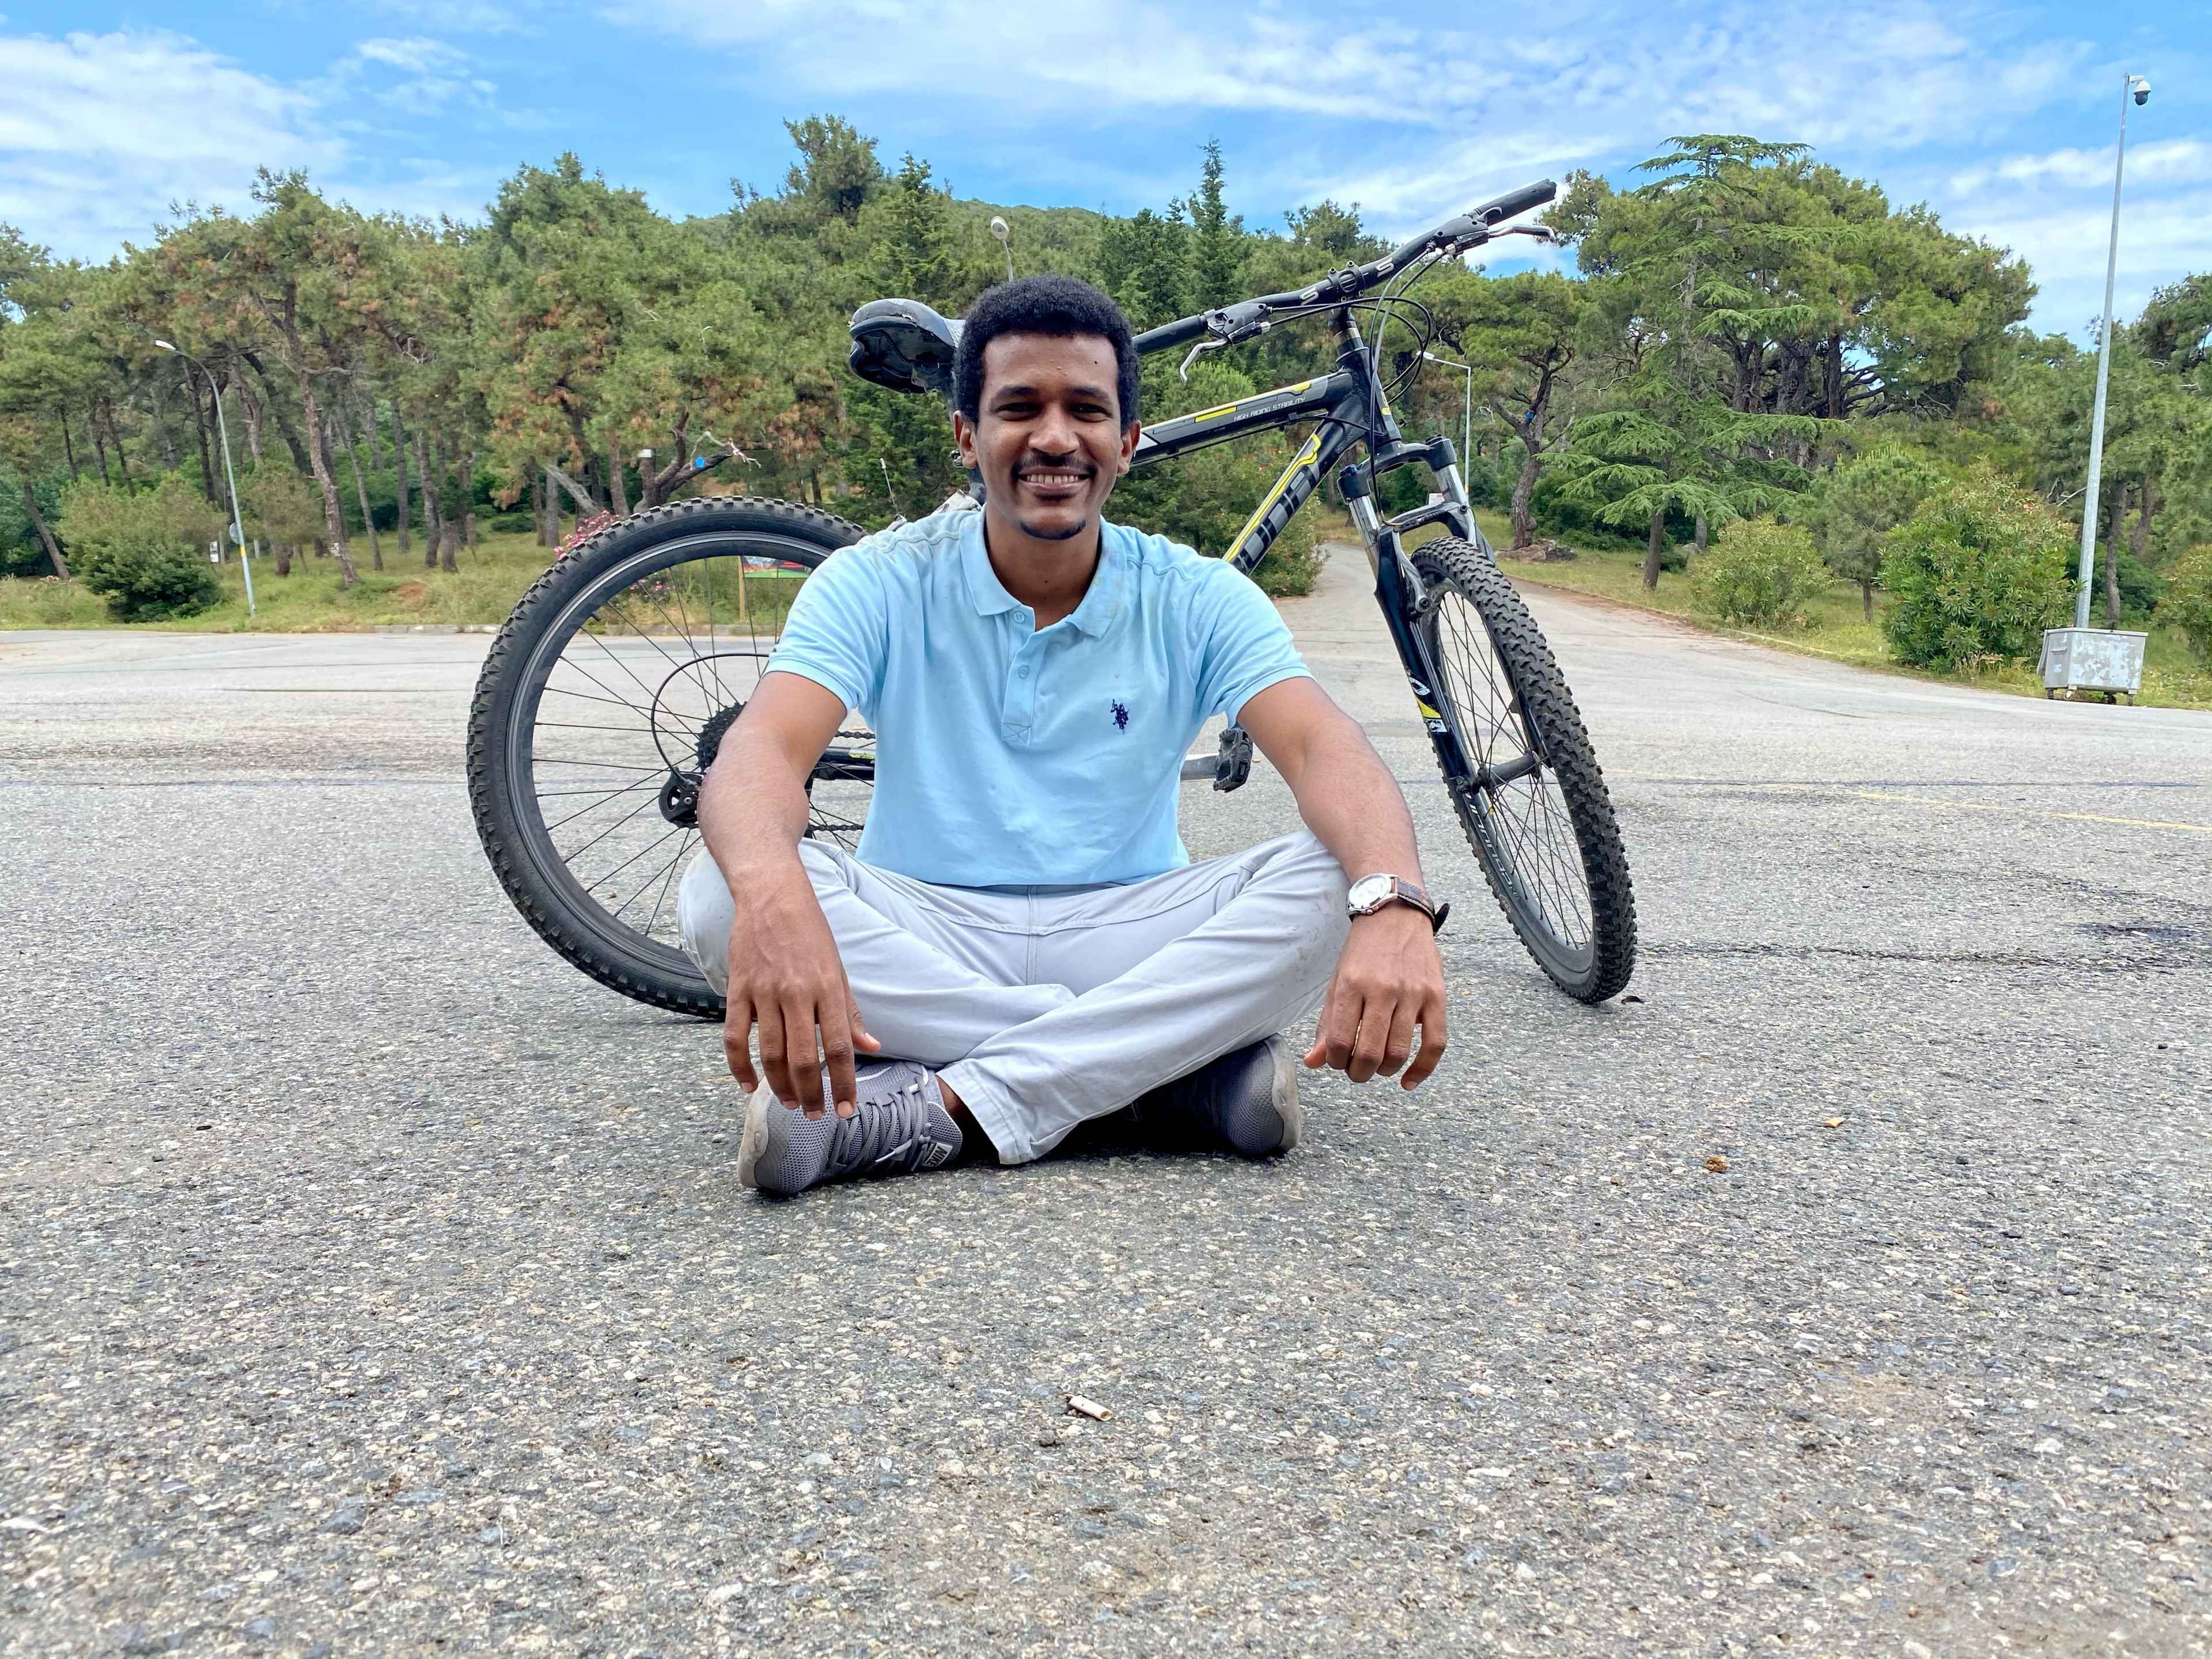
[
  {"xmin": 467, "ymin": 495, "xmax": 871, "ymax": 1016},
  {"xmin": 1411, "ymin": 538, "xmax": 1637, "ymax": 1002}
]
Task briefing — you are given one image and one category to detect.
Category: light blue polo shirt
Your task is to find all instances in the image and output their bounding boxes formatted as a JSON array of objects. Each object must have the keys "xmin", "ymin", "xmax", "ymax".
[{"xmin": 765, "ymin": 510, "xmax": 1312, "ymax": 887}]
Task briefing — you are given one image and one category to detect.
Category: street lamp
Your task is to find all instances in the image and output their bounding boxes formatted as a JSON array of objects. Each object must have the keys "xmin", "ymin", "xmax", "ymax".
[
  {"xmin": 154, "ymin": 339, "xmax": 256, "ymax": 618},
  {"xmin": 989, "ymin": 216, "xmax": 1014, "ymax": 283},
  {"xmin": 1422, "ymin": 350, "xmax": 1475, "ymax": 472},
  {"xmin": 2074, "ymin": 72, "xmax": 2152, "ymax": 630}
]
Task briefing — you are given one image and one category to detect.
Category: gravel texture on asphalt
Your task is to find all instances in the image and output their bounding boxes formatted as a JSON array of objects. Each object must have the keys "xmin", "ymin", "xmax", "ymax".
[{"xmin": 2, "ymin": 548, "xmax": 2208, "ymax": 1658}]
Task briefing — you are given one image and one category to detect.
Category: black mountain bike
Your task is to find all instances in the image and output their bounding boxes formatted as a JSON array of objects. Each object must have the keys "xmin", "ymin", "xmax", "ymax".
[{"xmin": 467, "ymin": 178, "xmax": 1637, "ymax": 1016}]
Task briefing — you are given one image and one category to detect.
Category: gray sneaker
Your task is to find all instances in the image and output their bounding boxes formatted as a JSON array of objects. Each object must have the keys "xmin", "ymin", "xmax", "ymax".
[
  {"xmin": 737, "ymin": 1059, "xmax": 964, "ymax": 1196},
  {"xmin": 1131, "ymin": 1036, "xmax": 1300, "ymax": 1158}
]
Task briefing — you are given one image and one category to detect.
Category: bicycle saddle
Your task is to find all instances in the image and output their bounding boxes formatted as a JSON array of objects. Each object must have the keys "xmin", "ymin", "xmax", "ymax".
[{"xmin": 848, "ymin": 298, "xmax": 963, "ymax": 397}]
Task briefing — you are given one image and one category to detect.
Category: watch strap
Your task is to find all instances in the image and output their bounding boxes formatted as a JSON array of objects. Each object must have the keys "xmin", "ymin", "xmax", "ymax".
[{"xmin": 1351, "ymin": 875, "xmax": 1449, "ymax": 935}]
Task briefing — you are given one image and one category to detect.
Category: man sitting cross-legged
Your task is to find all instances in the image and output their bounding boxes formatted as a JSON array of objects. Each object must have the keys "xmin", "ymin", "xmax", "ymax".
[{"xmin": 676, "ymin": 275, "xmax": 1449, "ymax": 1196}]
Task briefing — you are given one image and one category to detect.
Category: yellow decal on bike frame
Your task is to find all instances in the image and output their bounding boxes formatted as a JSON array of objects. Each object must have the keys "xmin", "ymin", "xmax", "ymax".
[
  {"xmin": 1192, "ymin": 381, "xmax": 1316, "ymax": 425},
  {"xmin": 1229, "ymin": 430, "xmax": 1323, "ymax": 557}
]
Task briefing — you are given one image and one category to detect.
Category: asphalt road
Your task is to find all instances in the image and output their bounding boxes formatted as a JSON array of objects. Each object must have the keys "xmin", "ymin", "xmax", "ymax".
[{"xmin": 3, "ymin": 544, "xmax": 2209, "ymax": 1658}]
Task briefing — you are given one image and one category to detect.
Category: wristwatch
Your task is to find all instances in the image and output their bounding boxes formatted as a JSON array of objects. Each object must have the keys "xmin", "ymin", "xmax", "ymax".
[{"xmin": 1347, "ymin": 873, "xmax": 1448, "ymax": 934}]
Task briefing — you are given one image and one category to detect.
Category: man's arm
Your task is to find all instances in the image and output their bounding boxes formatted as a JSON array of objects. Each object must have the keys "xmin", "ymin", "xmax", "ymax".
[
  {"xmin": 1237, "ymin": 677, "xmax": 1448, "ymax": 1090},
  {"xmin": 695, "ymin": 671, "xmax": 880, "ymax": 1120}
]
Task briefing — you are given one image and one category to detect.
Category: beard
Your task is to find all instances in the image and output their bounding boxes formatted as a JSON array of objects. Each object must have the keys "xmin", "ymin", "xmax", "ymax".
[{"xmin": 1012, "ymin": 513, "xmax": 1089, "ymax": 541}]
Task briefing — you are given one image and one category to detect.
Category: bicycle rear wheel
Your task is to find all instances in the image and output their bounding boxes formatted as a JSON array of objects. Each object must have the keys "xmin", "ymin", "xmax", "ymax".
[
  {"xmin": 1410, "ymin": 538, "xmax": 1637, "ymax": 1002},
  {"xmin": 466, "ymin": 495, "xmax": 870, "ymax": 1015}
]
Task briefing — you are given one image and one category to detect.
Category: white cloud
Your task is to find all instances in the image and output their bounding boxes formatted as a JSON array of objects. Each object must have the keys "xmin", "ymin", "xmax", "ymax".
[
  {"xmin": 322, "ymin": 35, "xmax": 497, "ymax": 116},
  {"xmin": 0, "ymin": 29, "xmax": 343, "ymax": 247},
  {"xmin": 1950, "ymin": 191, "xmax": 2212, "ymax": 335},
  {"xmin": 358, "ymin": 0, "xmax": 529, "ymax": 33},
  {"xmin": 354, "ymin": 36, "xmax": 469, "ymax": 75},
  {"xmin": 1955, "ymin": 138, "xmax": 2211, "ymax": 194},
  {"xmin": 634, "ymin": 0, "xmax": 1482, "ymax": 125},
  {"xmin": 605, "ymin": 0, "xmax": 2089, "ymax": 153},
  {"xmin": 0, "ymin": 27, "xmax": 507, "ymax": 257}
]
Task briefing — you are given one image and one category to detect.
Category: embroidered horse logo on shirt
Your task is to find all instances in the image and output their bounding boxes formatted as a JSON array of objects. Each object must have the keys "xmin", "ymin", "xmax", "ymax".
[{"xmin": 1111, "ymin": 699, "xmax": 1130, "ymax": 731}]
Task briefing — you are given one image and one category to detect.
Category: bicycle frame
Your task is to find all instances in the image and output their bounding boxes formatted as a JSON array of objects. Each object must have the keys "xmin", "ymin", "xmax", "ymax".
[{"xmin": 1123, "ymin": 312, "xmax": 1488, "ymax": 793}]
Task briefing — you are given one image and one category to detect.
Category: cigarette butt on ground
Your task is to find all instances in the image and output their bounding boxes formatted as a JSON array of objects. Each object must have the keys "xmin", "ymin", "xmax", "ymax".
[{"xmin": 1067, "ymin": 1395, "xmax": 1111, "ymax": 1421}]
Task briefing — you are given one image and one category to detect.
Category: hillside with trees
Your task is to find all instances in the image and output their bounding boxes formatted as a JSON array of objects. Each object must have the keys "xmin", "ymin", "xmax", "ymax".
[{"xmin": 1, "ymin": 120, "xmax": 2206, "ymax": 688}]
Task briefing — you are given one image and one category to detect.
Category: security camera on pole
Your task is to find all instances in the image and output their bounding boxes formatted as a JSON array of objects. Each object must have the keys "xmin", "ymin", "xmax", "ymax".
[{"xmin": 2039, "ymin": 71, "xmax": 2153, "ymax": 704}]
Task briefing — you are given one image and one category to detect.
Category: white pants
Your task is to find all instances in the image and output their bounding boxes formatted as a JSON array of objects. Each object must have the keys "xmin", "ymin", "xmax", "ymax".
[{"xmin": 676, "ymin": 832, "xmax": 1350, "ymax": 1164}]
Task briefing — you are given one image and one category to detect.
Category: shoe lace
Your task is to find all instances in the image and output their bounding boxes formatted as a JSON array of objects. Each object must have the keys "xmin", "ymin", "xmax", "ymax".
[{"xmin": 827, "ymin": 1073, "xmax": 929, "ymax": 1167}]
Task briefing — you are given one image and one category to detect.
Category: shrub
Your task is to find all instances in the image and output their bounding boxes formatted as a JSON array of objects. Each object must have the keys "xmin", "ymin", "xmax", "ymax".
[
  {"xmin": 55, "ymin": 475, "xmax": 226, "ymax": 622},
  {"xmin": 2165, "ymin": 544, "xmax": 2212, "ymax": 661},
  {"xmin": 1801, "ymin": 446, "xmax": 1950, "ymax": 619},
  {"xmin": 1880, "ymin": 468, "xmax": 2074, "ymax": 671},
  {"xmin": 74, "ymin": 524, "xmax": 224, "ymax": 621},
  {"xmin": 1688, "ymin": 517, "xmax": 1830, "ymax": 630}
]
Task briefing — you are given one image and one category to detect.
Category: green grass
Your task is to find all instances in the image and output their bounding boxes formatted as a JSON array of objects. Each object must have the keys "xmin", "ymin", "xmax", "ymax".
[
  {"xmin": 1460, "ymin": 510, "xmax": 2212, "ymax": 713},
  {"xmin": 0, "ymin": 529, "xmax": 566, "ymax": 634},
  {"xmin": 11, "ymin": 510, "xmax": 2210, "ymax": 713}
]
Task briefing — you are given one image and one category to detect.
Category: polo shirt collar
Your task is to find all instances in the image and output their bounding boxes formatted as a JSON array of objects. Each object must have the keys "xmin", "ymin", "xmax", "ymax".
[{"xmin": 961, "ymin": 514, "xmax": 1126, "ymax": 637}]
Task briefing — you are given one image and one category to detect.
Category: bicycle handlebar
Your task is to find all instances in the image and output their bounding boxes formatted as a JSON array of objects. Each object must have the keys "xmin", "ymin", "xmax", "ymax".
[
  {"xmin": 1131, "ymin": 313, "xmax": 1211, "ymax": 354},
  {"xmin": 1133, "ymin": 179, "xmax": 1557, "ymax": 358}
]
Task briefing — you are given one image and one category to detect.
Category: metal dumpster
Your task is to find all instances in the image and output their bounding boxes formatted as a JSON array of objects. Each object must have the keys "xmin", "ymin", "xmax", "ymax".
[{"xmin": 2039, "ymin": 627, "xmax": 2148, "ymax": 702}]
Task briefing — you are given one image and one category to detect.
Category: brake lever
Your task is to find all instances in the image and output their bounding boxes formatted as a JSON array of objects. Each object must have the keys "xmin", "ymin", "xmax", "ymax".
[{"xmin": 1179, "ymin": 337, "xmax": 1223, "ymax": 382}]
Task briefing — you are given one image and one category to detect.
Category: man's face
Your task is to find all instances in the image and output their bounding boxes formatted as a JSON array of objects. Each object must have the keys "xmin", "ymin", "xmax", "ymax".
[{"xmin": 953, "ymin": 332, "xmax": 1139, "ymax": 544}]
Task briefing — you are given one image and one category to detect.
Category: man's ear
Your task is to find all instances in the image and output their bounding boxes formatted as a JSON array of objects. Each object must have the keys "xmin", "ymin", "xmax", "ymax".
[
  {"xmin": 951, "ymin": 410, "xmax": 979, "ymax": 470},
  {"xmin": 1116, "ymin": 419, "xmax": 1141, "ymax": 476}
]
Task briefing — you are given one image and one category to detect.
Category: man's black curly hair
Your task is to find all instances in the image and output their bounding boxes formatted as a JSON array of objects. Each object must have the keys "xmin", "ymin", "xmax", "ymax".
[{"xmin": 954, "ymin": 275, "xmax": 1141, "ymax": 429}]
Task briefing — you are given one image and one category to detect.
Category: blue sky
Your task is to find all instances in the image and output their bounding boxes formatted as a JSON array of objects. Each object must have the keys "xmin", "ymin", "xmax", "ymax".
[{"xmin": 3, "ymin": 1, "xmax": 2205, "ymax": 336}]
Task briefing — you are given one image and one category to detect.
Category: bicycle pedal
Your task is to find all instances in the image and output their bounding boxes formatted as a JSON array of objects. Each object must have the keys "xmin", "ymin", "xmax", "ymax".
[{"xmin": 1213, "ymin": 726, "xmax": 1255, "ymax": 793}]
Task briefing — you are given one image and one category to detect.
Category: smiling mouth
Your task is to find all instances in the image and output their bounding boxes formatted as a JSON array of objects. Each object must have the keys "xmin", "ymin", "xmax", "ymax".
[{"xmin": 1017, "ymin": 468, "xmax": 1091, "ymax": 491}]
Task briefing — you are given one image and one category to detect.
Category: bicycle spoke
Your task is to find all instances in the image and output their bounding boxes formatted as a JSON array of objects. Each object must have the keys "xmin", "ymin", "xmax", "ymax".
[
  {"xmin": 557, "ymin": 787, "xmax": 666, "ymax": 868},
  {"xmin": 539, "ymin": 682, "xmax": 657, "ymax": 724},
  {"xmin": 616, "ymin": 831, "xmax": 696, "ymax": 932},
  {"xmin": 1424, "ymin": 579, "xmax": 1593, "ymax": 956},
  {"xmin": 506, "ymin": 530, "xmax": 875, "ymax": 1001},
  {"xmin": 583, "ymin": 821, "xmax": 689, "ymax": 899},
  {"xmin": 541, "ymin": 773, "xmax": 665, "ymax": 835}
]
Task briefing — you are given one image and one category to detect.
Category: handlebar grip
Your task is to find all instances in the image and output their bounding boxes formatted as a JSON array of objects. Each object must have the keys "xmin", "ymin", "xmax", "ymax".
[
  {"xmin": 1134, "ymin": 313, "xmax": 1209, "ymax": 355},
  {"xmin": 1476, "ymin": 179, "xmax": 1558, "ymax": 225}
]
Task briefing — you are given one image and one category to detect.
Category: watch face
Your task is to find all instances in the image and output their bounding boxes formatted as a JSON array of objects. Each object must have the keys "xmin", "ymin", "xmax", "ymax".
[{"xmin": 1348, "ymin": 874, "xmax": 1395, "ymax": 911}]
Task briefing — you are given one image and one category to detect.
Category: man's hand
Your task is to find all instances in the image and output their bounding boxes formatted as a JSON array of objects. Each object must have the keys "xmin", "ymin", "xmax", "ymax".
[
  {"xmin": 722, "ymin": 868, "xmax": 881, "ymax": 1120},
  {"xmin": 1303, "ymin": 905, "xmax": 1448, "ymax": 1089}
]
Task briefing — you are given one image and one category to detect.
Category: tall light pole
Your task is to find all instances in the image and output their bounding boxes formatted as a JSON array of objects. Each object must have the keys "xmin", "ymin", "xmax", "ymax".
[
  {"xmin": 989, "ymin": 216, "xmax": 1014, "ymax": 283},
  {"xmin": 1422, "ymin": 350, "xmax": 1475, "ymax": 473},
  {"xmin": 156, "ymin": 340, "xmax": 256, "ymax": 619},
  {"xmin": 2074, "ymin": 72, "xmax": 2152, "ymax": 630}
]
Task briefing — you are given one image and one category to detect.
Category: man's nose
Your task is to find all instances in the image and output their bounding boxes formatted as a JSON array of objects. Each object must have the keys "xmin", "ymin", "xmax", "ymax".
[{"xmin": 1031, "ymin": 403, "xmax": 1080, "ymax": 455}]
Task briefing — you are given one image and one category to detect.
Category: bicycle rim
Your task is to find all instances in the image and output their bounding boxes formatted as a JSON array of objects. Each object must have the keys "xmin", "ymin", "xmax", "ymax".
[
  {"xmin": 1418, "ymin": 562, "xmax": 1597, "ymax": 978},
  {"xmin": 508, "ymin": 532, "xmax": 874, "ymax": 976}
]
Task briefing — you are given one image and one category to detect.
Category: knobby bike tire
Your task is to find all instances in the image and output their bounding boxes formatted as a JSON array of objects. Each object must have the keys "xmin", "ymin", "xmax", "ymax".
[
  {"xmin": 467, "ymin": 495, "xmax": 864, "ymax": 1017},
  {"xmin": 1410, "ymin": 538, "xmax": 1638, "ymax": 1002}
]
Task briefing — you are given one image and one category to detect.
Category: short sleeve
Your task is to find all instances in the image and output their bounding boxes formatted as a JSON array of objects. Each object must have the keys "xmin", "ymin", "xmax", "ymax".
[
  {"xmin": 1190, "ymin": 560, "xmax": 1313, "ymax": 725},
  {"xmin": 764, "ymin": 546, "xmax": 891, "ymax": 718}
]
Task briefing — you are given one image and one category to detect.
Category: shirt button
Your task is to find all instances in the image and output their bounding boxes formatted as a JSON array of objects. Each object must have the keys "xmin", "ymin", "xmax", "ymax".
[{"xmin": 1017, "ymin": 666, "xmax": 1032, "ymax": 680}]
